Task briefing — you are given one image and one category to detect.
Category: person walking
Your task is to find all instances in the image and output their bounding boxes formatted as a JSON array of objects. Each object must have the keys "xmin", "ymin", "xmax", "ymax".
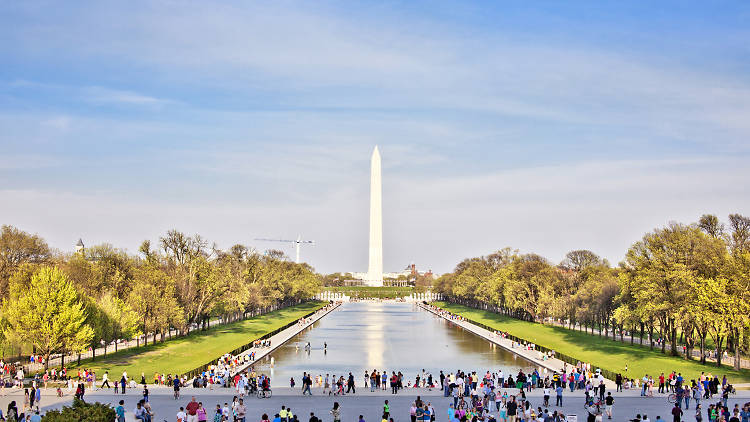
[
  {"xmin": 671, "ymin": 403, "xmax": 683, "ymax": 422},
  {"xmin": 506, "ymin": 396, "xmax": 518, "ymax": 422},
  {"xmin": 604, "ymin": 392, "xmax": 614, "ymax": 419},
  {"xmin": 346, "ymin": 373, "xmax": 356, "ymax": 394},
  {"xmin": 101, "ymin": 371, "xmax": 110, "ymax": 389}
]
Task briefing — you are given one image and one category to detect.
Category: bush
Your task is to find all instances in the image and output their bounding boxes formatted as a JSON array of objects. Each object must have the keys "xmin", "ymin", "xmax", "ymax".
[{"xmin": 42, "ymin": 398, "xmax": 116, "ymax": 422}]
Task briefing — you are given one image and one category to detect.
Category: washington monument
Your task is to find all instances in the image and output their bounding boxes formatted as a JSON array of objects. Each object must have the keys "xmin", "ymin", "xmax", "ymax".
[{"xmin": 366, "ymin": 146, "xmax": 384, "ymax": 286}]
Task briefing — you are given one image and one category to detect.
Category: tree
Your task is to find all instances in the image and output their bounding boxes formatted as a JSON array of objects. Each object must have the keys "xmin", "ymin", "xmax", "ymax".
[
  {"xmin": 698, "ymin": 214, "xmax": 724, "ymax": 238},
  {"xmin": 0, "ymin": 225, "xmax": 50, "ymax": 297},
  {"xmin": 561, "ymin": 250, "xmax": 604, "ymax": 272},
  {"xmin": 128, "ymin": 265, "xmax": 183, "ymax": 344},
  {"xmin": 622, "ymin": 223, "xmax": 726, "ymax": 356},
  {"xmin": 727, "ymin": 214, "xmax": 750, "ymax": 253},
  {"xmin": 2, "ymin": 266, "xmax": 94, "ymax": 369},
  {"xmin": 98, "ymin": 293, "xmax": 140, "ymax": 354}
]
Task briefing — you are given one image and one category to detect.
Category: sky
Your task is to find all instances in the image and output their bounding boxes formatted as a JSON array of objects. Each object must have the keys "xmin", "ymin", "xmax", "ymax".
[{"xmin": 1, "ymin": 1, "xmax": 749, "ymax": 275}]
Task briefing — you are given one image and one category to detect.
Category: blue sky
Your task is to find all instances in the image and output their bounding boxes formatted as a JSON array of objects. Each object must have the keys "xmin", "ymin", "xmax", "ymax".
[{"xmin": 1, "ymin": 1, "xmax": 749, "ymax": 274}]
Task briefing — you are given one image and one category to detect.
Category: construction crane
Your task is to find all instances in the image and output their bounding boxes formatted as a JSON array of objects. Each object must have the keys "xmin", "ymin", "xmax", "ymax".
[{"xmin": 254, "ymin": 235, "xmax": 315, "ymax": 264}]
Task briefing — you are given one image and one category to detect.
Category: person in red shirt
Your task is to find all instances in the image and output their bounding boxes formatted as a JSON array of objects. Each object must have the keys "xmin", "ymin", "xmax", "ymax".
[
  {"xmin": 186, "ymin": 396, "xmax": 200, "ymax": 422},
  {"xmin": 659, "ymin": 373, "xmax": 666, "ymax": 394}
]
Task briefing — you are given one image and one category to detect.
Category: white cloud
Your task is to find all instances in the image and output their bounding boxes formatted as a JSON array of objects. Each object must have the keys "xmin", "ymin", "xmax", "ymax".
[{"xmin": 83, "ymin": 86, "xmax": 175, "ymax": 107}]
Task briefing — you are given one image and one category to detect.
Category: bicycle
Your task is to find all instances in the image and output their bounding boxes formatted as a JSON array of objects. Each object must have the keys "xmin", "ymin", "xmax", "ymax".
[{"xmin": 257, "ymin": 389, "xmax": 273, "ymax": 399}]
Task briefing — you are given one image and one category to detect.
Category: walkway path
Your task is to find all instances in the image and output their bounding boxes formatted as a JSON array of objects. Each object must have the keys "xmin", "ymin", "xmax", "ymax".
[
  {"xmin": 418, "ymin": 303, "xmax": 616, "ymax": 388},
  {"xmin": 230, "ymin": 302, "xmax": 342, "ymax": 376}
]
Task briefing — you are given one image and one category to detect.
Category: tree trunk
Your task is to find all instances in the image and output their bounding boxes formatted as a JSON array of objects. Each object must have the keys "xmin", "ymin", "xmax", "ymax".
[
  {"xmin": 734, "ymin": 328, "xmax": 742, "ymax": 371},
  {"xmin": 649, "ymin": 323, "xmax": 654, "ymax": 350},
  {"xmin": 640, "ymin": 323, "xmax": 644, "ymax": 346}
]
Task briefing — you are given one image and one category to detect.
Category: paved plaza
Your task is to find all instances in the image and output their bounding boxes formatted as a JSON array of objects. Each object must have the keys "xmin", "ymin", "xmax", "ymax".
[{"xmin": 3, "ymin": 385, "xmax": 748, "ymax": 421}]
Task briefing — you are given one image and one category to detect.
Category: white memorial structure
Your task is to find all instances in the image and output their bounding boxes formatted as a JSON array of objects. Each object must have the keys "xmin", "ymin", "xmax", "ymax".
[
  {"xmin": 351, "ymin": 146, "xmax": 414, "ymax": 285},
  {"xmin": 365, "ymin": 146, "xmax": 384, "ymax": 286}
]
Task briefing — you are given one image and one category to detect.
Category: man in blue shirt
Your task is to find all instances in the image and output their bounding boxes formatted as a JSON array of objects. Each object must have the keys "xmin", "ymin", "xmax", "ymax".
[
  {"xmin": 555, "ymin": 385, "xmax": 564, "ymax": 406},
  {"xmin": 115, "ymin": 400, "xmax": 126, "ymax": 422}
]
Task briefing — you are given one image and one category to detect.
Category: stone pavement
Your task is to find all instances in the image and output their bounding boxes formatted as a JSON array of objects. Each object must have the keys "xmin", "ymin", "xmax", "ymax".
[{"xmin": 4, "ymin": 385, "xmax": 748, "ymax": 422}]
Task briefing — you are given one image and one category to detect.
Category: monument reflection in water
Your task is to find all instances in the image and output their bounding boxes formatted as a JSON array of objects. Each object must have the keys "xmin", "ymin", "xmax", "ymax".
[{"xmin": 252, "ymin": 302, "xmax": 537, "ymax": 382}]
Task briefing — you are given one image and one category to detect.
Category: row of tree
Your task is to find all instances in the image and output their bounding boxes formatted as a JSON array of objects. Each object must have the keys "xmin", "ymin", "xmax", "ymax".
[
  {"xmin": 433, "ymin": 214, "xmax": 750, "ymax": 370},
  {"xmin": 0, "ymin": 227, "xmax": 322, "ymax": 368}
]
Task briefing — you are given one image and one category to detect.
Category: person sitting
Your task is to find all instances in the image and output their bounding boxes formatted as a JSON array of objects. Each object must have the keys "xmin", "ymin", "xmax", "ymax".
[{"xmin": 134, "ymin": 400, "xmax": 151, "ymax": 422}]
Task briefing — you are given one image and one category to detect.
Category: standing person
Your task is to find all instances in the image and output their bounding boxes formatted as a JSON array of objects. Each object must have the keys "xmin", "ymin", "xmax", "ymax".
[
  {"xmin": 173, "ymin": 376, "xmax": 181, "ymax": 400},
  {"xmin": 120, "ymin": 375, "xmax": 127, "ymax": 394},
  {"xmin": 236, "ymin": 399, "xmax": 246, "ymax": 422},
  {"xmin": 196, "ymin": 402, "xmax": 207, "ymax": 422},
  {"xmin": 115, "ymin": 400, "xmax": 126, "ymax": 422},
  {"xmin": 186, "ymin": 396, "xmax": 200, "ymax": 422},
  {"xmin": 383, "ymin": 400, "xmax": 390, "ymax": 419},
  {"xmin": 176, "ymin": 407, "xmax": 186, "ymax": 422},
  {"xmin": 330, "ymin": 402, "xmax": 341, "ymax": 422},
  {"xmin": 604, "ymin": 392, "xmax": 614, "ymax": 419},
  {"xmin": 555, "ymin": 384, "xmax": 564, "ymax": 406},
  {"xmin": 659, "ymin": 373, "xmax": 665, "ymax": 394},
  {"xmin": 213, "ymin": 404, "xmax": 222, "ymax": 422}
]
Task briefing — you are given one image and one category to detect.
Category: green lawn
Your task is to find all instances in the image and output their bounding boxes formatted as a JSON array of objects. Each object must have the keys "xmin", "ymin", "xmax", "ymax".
[
  {"xmin": 67, "ymin": 301, "xmax": 327, "ymax": 377},
  {"xmin": 433, "ymin": 301, "xmax": 750, "ymax": 384}
]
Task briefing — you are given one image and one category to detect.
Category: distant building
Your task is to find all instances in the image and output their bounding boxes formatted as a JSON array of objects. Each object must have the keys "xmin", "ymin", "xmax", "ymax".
[{"xmin": 75, "ymin": 238, "xmax": 85, "ymax": 254}]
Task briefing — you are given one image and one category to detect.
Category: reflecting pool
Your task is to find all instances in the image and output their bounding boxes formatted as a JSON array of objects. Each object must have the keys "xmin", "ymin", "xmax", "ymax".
[{"xmin": 252, "ymin": 301, "xmax": 537, "ymax": 382}]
